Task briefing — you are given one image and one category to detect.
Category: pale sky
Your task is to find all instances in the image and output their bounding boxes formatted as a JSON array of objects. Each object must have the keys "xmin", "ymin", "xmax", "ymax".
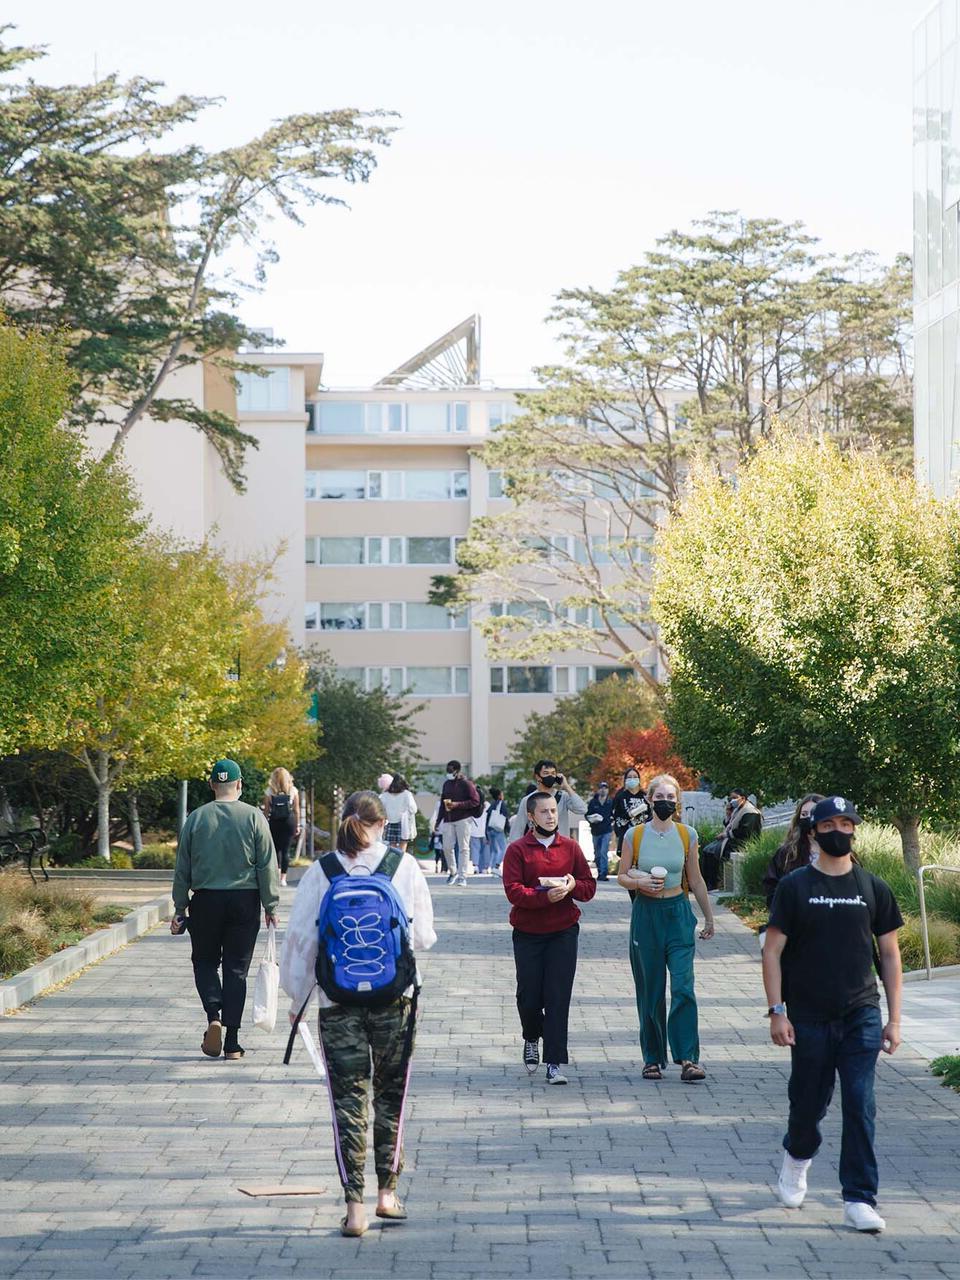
[{"xmin": 8, "ymin": 0, "xmax": 931, "ymax": 385}]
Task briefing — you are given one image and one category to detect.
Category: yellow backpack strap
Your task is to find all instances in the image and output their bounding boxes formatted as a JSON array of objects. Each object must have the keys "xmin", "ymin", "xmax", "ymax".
[
  {"xmin": 676, "ymin": 821, "xmax": 691, "ymax": 893},
  {"xmin": 631, "ymin": 823, "xmax": 644, "ymax": 868}
]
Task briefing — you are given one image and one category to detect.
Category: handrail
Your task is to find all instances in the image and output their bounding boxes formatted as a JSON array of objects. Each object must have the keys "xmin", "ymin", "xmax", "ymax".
[{"xmin": 917, "ymin": 864, "xmax": 960, "ymax": 979}]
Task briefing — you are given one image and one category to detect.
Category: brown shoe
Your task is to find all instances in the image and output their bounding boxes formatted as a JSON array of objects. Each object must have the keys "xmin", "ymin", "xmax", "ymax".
[
  {"xmin": 680, "ymin": 1060, "xmax": 706, "ymax": 1082},
  {"xmin": 201, "ymin": 1020, "xmax": 222, "ymax": 1058}
]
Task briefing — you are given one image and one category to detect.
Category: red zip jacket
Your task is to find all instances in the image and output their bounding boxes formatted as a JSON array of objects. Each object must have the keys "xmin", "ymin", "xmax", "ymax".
[{"xmin": 502, "ymin": 829, "xmax": 596, "ymax": 933}]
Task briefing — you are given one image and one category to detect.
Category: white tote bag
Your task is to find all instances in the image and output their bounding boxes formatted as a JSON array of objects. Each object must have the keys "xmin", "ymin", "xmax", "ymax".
[
  {"xmin": 488, "ymin": 804, "xmax": 507, "ymax": 833},
  {"xmin": 253, "ymin": 924, "xmax": 279, "ymax": 1033}
]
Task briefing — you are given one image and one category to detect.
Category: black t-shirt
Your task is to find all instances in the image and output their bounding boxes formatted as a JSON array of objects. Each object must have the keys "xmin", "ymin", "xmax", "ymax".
[{"xmin": 768, "ymin": 864, "xmax": 903, "ymax": 1022}]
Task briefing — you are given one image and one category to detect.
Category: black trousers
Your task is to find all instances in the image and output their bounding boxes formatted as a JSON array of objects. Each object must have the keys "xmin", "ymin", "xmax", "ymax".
[
  {"xmin": 512, "ymin": 923, "xmax": 579, "ymax": 1064},
  {"xmin": 188, "ymin": 889, "xmax": 261, "ymax": 1028},
  {"xmin": 269, "ymin": 816, "xmax": 296, "ymax": 874},
  {"xmin": 699, "ymin": 838, "xmax": 725, "ymax": 890}
]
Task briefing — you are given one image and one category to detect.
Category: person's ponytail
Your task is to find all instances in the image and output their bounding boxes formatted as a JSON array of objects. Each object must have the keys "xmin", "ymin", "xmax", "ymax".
[{"xmin": 336, "ymin": 790, "xmax": 387, "ymax": 856}]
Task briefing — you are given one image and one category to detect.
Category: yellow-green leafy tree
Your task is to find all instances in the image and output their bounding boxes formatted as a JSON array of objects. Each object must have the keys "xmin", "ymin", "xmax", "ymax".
[
  {"xmin": 60, "ymin": 538, "xmax": 249, "ymax": 857},
  {"xmin": 654, "ymin": 430, "xmax": 960, "ymax": 871},
  {"xmin": 0, "ymin": 322, "xmax": 142, "ymax": 756}
]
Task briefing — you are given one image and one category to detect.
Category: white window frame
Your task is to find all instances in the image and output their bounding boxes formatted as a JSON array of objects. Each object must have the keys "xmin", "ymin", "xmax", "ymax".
[{"xmin": 363, "ymin": 665, "xmax": 469, "ymax": 696}]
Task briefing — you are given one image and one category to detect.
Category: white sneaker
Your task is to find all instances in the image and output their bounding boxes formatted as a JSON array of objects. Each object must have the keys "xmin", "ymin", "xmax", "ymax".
[
  {"xmin": 545, "ymin": 1064, "xmax": 568, "ymax": 1085},
  {"xmin": 456, "ymin": 875, "xmax": 467, "ymax": 886},
  {"xmin": 843, "ymin": 1201, "xmax": 885, "ymax": 1232},
  {"xmin": 777, "ymin": 1152, "xmax": 812, "ymax": 1208},
  {"xmin": 279, "ymin": 874, "xmax": 288, "ymax": 887},
  {"xmin": 445, "ymin": 872, "xmax": 457, "ymax": 885}
]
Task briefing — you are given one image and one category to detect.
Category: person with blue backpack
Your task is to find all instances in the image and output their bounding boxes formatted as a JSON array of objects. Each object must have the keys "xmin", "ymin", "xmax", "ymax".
[{"xmin": 280, "ymin": 790, "xmax": 436, "ymax": 1238}]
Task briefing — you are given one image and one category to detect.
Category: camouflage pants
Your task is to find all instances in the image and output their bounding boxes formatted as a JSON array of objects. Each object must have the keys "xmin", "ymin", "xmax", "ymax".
[{"xmin": 317, "ymin": 997, "xmax": 415, "ymax": 1203}]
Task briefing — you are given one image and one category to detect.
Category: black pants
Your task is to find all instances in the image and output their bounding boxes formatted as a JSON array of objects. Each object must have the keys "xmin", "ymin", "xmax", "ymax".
[
  {"xmin": 699, "ymin": 838, "xmax": 726, "ymax": 890},
  {"xmin": 269, "ymin": 816, "xmax": 296, "ymax": 874},
  {"xmin": 512, "ymin": 923, "xmax": 579, "ymax": 1064},
  {"xmin": 188, "ymin": 889, "xmax": 261, "ymax": 1028}
]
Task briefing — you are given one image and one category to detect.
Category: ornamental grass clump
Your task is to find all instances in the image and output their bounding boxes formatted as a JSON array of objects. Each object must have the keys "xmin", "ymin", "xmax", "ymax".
[{"xmin": 0, "ymin": 871, "xmax": 124, "ymax": 979}]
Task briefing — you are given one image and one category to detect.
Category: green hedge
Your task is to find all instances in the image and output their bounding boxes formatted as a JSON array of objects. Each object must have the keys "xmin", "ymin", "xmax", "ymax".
[{"xmin": 132, "ymin": 845, "xmax": 177, "ymax": 869}]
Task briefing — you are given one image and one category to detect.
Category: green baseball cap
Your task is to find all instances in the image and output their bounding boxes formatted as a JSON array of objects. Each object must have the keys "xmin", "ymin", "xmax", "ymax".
[{"xmin": 210, "ymin": 759, "xmax": 242, "ymax": 784}]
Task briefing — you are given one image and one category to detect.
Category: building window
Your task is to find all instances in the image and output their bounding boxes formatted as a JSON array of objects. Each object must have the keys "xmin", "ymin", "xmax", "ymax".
[
  {"xmin": 353, "ymin": 666, "xmax": 468, "ymax": 696},
  {"xmin": 317, "ymin": 537, "xmax": 365, "ymax": 564},
  {"xmin": 488, "ymin": 470, "xmax": 504, "ymax": 499},
  {"xmin": 305, "ymin": 537, "xmax": 317, "ymax": 564},
  {"xmin": 307, "ymin": 471, "xmax": 469, "ymax": 501},
  {"xmin": 407, "ymin": 536, "xmax": 454, "ymax": 564},
  {"xmin": 307, "ymin": 470, "xmax": 365, "ymax": 500},
  {"xmin": 337, "ymin": 667, "xmax": 365, "ymax": 685},
  {"xmin": 318, "ymin": 603, "xmax": 366, "ymax": 631},
  {"xmin": 316, "ymin": 401, "xmax": 365, "ymax": 434},
  {"xmin": 489, "ymin": 666, "xmax": 553, "ymax": 694},
  {"xmin": 237, "ymin": 367, "xmax": 290, "ymax": 412},
  {"xmin": 487, "ymin": 401, "xmax": 519, "ymax": 428}
]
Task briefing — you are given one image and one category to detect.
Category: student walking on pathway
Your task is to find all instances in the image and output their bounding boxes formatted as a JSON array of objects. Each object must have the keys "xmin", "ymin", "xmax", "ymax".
[
  {"xmin": 502, "ymin": 791, "xmax": 596, "ymax": 1084},
  {"xmin": 263, "ymin": 766, "xmax": 300, "ymax": 887},
  {"xmin": 485, "ymin": 787, "xmax": 510, "ymax": 874},
  {"xmin": 763, "ymin": 795, "xmax": 903, "ymax": 1233},
  {"xmin": 508, "ymin": 759, "xmax": 588, "ymax": 841},
  {"xmin": 617, "ymin": 772, "xmax": 714, "ymax": 1082},
  {"xmin": 171, "ymin": 759, "xmax": 279, "ymax": 1061},
  {"xmin": 378, "ymin": 773, "xmax": 419, "ymax": 853},
  {"xmin": 439, "ymin": 759, "xmax": 481, "ymax": 885},
  {"xmin": 585, "ymin": 781, "xmax": 614, "ymax": 880},
  {"xmin": 280, "ymin": 790, "xmax": 436, "ymax": 1237}
]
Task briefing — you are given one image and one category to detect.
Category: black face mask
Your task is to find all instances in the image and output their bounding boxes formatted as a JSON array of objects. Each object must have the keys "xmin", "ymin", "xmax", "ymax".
[
  {"xmin": 539, "ymin": 775, "xmax": 558, "ymax": 789},
  {"xmin": 817, "ymin": 829, "xmax": 854, "ymax": 858},
  {"xmin": 533, "ymin": 821, "xmax": 558, "ymax": 838},
  {"xmin": 798, "ymin": 814, "xmax": 814, "ymax": 835},
  {"xmin": 652, "ymin": 799, "xmax": 677, "ymax": 820}
]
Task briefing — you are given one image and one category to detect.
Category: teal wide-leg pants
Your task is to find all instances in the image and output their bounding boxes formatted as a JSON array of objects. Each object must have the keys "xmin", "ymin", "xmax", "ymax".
[{"xmin": 629, "ymin": 893, "xmax": 700, "ymax": 1067}]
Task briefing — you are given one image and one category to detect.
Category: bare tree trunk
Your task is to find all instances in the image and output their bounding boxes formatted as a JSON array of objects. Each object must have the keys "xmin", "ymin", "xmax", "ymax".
[
  {"xmin": 128, "ymin": 792, "xmax": 143, "ymax": 854},
  {"xmin": 177, "ymin": 780, "xmax": 189, "ymax": 834},
  {"xmin": 892, "ymin": 814, "xmax": 921, "ymax": 874},
  {"xmin": 96, "ymin": 751, "xmax": 111, "ymax": 861}
]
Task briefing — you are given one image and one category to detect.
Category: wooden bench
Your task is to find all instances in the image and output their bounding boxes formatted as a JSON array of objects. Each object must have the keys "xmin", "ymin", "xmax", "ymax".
[{"xmin": 0, "ymin": 828, "xmax": 50, "ymax": 884}]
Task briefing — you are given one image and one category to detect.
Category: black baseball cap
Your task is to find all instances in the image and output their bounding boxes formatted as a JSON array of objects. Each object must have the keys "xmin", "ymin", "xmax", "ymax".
[{"xmin": 812, "ymin": 795, "xmax": 862, "ymax": 826}]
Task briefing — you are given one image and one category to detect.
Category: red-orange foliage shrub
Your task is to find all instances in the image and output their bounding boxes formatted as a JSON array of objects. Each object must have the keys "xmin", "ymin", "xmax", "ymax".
[{"xmin": 594, "ymin": 721, "xmax": 699, "ymax": 792}]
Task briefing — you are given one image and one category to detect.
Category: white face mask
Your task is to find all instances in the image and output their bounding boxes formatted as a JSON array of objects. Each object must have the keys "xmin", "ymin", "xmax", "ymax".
[
  {"xmin": 625, "ymin": 777, "xmax": 640, "ymax": 792},
  {"xmin": 445, "ymin": 772, "xmax": 456, "ymax": 781}
]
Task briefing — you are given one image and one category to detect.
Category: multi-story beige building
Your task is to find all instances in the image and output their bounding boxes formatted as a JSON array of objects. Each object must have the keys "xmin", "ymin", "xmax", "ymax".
[{"xmin": 94, "ymin": 319, "xmax": 664, "ymax": 781}]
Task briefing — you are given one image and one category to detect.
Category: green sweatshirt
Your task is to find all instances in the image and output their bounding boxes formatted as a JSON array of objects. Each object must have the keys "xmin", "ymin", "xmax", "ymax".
[{"xmin": 172, "ymin": 800, "xmax": 279, "ymax": 916}]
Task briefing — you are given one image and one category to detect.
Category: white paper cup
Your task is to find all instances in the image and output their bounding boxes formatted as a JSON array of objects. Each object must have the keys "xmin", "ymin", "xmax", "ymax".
[{"xmin": 649, "ymin": 866, "xmax": 668, "ymax": 881}]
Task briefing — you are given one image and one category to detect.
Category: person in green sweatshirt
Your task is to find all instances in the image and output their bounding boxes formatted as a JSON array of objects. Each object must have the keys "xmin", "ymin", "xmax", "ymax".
[{"xmin": 171, "ymin": 759, "xmax": 279, "ymax": 1060}]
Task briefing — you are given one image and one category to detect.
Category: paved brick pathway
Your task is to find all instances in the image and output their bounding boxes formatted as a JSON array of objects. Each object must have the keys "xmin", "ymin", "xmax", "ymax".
[{"xmin": 2, "ymin": 875, "xmax": 959, "ymax": 1279}]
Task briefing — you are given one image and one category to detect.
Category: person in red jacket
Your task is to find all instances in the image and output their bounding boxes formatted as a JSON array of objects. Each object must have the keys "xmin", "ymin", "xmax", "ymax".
[{"xmin": 502, "ymin": 791, "xmax": 597, "ymax": 1084}]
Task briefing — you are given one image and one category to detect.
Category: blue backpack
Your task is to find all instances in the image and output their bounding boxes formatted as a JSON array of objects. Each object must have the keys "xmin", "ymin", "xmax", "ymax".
[
  {"xmin": 314, "ymin": 847, "xmax": 417, "ymax": 1006},
  {"xmin": 283, "ymin": 847, "xmax": 420, "ymax": 1067}
]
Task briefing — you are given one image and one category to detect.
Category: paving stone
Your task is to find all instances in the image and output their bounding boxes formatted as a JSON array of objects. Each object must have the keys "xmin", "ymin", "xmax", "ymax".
[{"xmin": 1, "ymin": 875, "xmax": 959, "ymax": 1279}]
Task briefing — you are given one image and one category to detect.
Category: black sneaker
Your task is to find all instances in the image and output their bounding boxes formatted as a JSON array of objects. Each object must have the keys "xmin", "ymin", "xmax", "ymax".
[
  {"xmin": 546, "ymin": 1064, "xmax": 568, "ymax": 1085},
  {"xmin": 523, "ymin": 1040, "xmax": 540, "ymax": 1074}
]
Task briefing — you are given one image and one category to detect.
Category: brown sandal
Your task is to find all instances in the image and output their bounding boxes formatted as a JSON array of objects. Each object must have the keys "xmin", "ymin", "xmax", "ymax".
[
  {"xmin": 376, "ymin": 1199, "xmax": 407, "ymax": 1221},
  {"xmin": 680, "ymin": 1060, "xmax": 706, "ymax": 1082},
  {"xmin": 340, "ymin": 1215, "xmax": 367, "ymax": 1237},
  {"xmin": 642, "ymin": 1064, "xmax": 663, "ymax": 1080}
]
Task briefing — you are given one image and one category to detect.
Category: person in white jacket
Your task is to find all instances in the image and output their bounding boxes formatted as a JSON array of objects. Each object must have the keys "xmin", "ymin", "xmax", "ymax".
[
  {"xmin": 378, "ymin": 773, "xmax": 420, "ymax": 852},
  {"xmin": 280, "ymin": 790, "xmax": 436, "ymax": 1237}
]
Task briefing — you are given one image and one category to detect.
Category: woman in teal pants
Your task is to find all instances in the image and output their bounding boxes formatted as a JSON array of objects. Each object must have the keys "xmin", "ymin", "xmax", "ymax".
[{"xmin": 617, "ymin": 773, "xmax": 716, "ymax": 1082}]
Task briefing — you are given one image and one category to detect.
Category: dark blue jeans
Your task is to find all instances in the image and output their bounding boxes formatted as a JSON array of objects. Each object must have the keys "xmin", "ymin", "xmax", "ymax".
[
  {"xmin": 784, "ymin": 1004, "xmax": 883, "ymax": 1205},
  {"xmin": 593, "ymin": 830, "xmax": 611, "ymax": 878}
]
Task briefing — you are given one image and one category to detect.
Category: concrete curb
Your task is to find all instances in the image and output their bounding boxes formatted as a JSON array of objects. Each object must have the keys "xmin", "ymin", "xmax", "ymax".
[
  {"xmin": 0, "ymin": 893, "xmax": 172, "ymax": 1013},
  {"xmin": 903, "ymin": 962, "xmax": 960, "ymax": 983}
]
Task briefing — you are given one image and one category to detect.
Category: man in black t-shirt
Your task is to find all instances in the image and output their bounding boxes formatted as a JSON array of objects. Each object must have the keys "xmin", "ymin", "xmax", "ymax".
[{"xmin": 762, "ymin": 795, "xmax": 903, "ymax": 1234}]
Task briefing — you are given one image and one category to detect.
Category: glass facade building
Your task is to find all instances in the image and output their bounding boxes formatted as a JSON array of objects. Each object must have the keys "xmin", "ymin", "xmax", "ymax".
[{"xmin": 914, "ymin": 0, "xmax": 960, "ymax": 494}]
